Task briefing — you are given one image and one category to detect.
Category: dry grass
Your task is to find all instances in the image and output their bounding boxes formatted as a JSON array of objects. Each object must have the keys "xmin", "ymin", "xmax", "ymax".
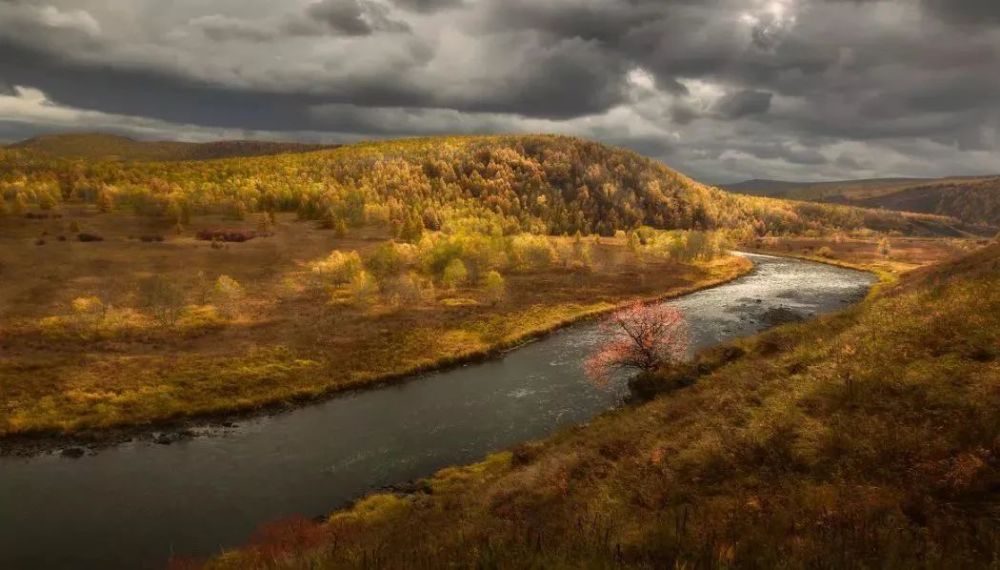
[
  {"xmin": 0, "ymin": 208, "xmax": 750, "ymax": 436},
  {"xmin": 200, "ymin": 245, "xmax": 1000, "ymax": 570},
  {"xmin": 748, "ymin": 235, "xmax": 981, "ymax": 276}
]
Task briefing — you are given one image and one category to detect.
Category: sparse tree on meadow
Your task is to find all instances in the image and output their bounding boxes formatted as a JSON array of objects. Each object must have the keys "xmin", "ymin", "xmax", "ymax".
[
  {"xmin": 311, "ymin": 250, "xmax": 363, "ymax": 285},
  {"xmin": 71, "ymin": 296, "xmax": 105, "ymax": 331},
  {"xmin": 138, "ymin": 275, "xmax": 186, "ymax": 327},
  {"xmin": 258, "ymin": 212, "xmax": 273, "ymax": 235},
  {"xmin": 878, "ymin": 237, "xmax": 892, "ymax": 258},
  {"xmin": 348, "ymin": 270, "xmax": 378, "ymax": 306},
  {"xmin": 483, "ymin": 270, "xmax": 506, "ymax": 305},
  {"xmin": 97, "ymin": 188, "xmax": 114, "ymax": 213},
  {"xmin": 365, "ymin": 242, "xmax": 404, "ymax": 284},
  {"xmin": 585, "ymin": 301, "xmax": 689, "ymax": 386},
  {"xmin": 626, "ymin": 230, "xmax": 641, "ymax": 255},
  {"xmin": 385, "ymin": 271, "xmax": 426, "ymax": 306},
  {"xmin": 211, "ymin": 275, "xmax": 244, "ymax": 319}
]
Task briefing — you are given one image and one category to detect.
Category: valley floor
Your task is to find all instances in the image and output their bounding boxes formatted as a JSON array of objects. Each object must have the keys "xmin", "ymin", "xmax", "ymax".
[
  {"xmin": 0, "ymin": 209, "xmax": 749, "ymax": 439},
  {"xmin": 202, "ymin": 243, "xmax": 1000, "ymax": 569}
]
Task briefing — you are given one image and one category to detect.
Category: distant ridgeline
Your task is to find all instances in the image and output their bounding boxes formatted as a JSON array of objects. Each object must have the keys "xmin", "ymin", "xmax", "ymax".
[
  {"xmin": 726, "ymin": 176, "xmax": 1000, "ymax": 231},
  {"xmin": 7, "ymin": 133, "xmax": 335, "ymax": 162},
  {"xmin": 0, "ymin": 134, "xmax": 979, "ymax": 238}
]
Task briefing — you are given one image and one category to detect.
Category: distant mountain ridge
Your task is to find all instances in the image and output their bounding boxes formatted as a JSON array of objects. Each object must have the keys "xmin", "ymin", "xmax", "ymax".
[
  {"xmin": 725, "ymin": 175, "xmax": 1000, "ymax": 229},
  {"xmin": 7, "ymin": 132, "xmax": 336, "ymax": 161}
]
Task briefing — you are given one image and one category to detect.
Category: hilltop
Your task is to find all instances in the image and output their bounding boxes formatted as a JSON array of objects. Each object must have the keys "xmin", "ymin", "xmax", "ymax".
[
  {"xmin": 7, "ymin": 132, "xmax": 335, "ymax": 161},
  {"xmin": 727, "ymin": 175, "xmax": 1000, "ymax": 229}
]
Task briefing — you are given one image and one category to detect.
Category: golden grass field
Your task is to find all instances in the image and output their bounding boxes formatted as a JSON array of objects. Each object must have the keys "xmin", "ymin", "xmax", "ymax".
[
  {"xmin": 0, "ymin": 207, "xmax": 750, "ymax": 436},
  {"xmin": 750, "ymin": 234, "xmax": 983, "ymax": 276}
]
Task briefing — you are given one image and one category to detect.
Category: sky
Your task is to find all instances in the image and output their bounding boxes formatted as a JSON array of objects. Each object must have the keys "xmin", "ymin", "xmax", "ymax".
[{"xmin": 0, "ymin": 0, "xmax": 998, "ymax": 184}]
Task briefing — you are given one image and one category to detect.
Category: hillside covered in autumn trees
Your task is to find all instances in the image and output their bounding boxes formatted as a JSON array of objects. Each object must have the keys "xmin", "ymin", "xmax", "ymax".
[
  {"xmin": 727, "ymin": 175, "xmax": 1000, "ymax": 229},
  {"xmin": 0, "ymin": 134, "xmax": 972, "ymax": 241}
]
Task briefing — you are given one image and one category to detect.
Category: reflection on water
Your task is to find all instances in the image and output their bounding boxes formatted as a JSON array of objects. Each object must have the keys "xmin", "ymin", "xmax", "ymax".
[{"xmin": 0, "ymin": 253, "xmax": 874, "ymax": 570}]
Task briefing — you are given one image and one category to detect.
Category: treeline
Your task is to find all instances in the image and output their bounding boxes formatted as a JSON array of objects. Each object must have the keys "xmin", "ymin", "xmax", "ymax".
[{"xmin": 0, "ymin": 135, "xmax": 955, "ymax": 239}]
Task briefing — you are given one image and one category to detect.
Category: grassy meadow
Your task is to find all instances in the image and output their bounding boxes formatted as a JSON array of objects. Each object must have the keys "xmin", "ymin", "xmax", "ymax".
[
  {"xmin": 750, "ymin": 234, "xmax": 985, "ymax": 277},
  {"xmin": 0, "ymin": 205, "xmax": 749, "ymax": 437},
  {"xmin": 199, "ymin": 243, "xmax": 1000, "ymax": 570}
]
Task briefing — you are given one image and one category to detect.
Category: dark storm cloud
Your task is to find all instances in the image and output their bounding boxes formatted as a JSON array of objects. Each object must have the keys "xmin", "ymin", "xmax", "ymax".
[
  {"xmin": 0, "ymin": 0, "xmax": 997, "ymax": 181},
  {"xmin": 299, "ymin": 0, "xmax": 410, "ymax": 35},
  {"xmin": 190, "ymin": 15, "xmax": 277, "ymax": 42},
  {"xmin": 923, "ymin": 0, "xmax": 1000, "ymax": 25},
  {"xmin": 389, "ymin": 0, "xmax": 463, "ymax": 13},
  {"xmin": 714, "ymin": 90, "xmax": 773, "ymax": 119}
]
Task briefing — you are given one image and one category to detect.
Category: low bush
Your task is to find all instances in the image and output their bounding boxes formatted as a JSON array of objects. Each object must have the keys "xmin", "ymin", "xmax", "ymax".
[
  {"xmin": 77, "ymin": 233, "xmax": 104, "ymax": 242},
  {"xmin": 196, "ymin": 229, "xmax": 257, "ymax": 242},
  {"xmin": 310, "ymin": 250, "xmax": 363, "ymax": 286}
]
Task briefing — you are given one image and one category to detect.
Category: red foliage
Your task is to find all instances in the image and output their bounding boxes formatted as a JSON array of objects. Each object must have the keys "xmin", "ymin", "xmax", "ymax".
[
  {"xmin": 196, "ymin": 228, "xmax": 257, "ymax": 242},
  {"xmin": 585, "ymin": 301, "xmax": 689, "ymax": 385},
  {"xmin": 247, "ymin": 514, "xmax": 329, "ymax": 562}
]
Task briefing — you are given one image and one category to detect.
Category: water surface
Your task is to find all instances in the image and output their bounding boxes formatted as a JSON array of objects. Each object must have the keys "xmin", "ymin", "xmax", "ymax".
[{"xmin": 0, "ymin": 253, "xmax": 874, "ymax": 569}]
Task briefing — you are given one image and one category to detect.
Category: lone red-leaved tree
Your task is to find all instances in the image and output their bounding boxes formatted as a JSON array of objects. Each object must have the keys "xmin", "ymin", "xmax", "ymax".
[{"xmin": 585, "ymin": 301, "xmax": 689, "ymax": 386}]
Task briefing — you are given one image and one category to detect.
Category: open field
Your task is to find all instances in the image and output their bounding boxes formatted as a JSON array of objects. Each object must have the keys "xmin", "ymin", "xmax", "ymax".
[
  {"xmin": 749, "ymin": 234, "xmax": 984, "ymax": 276},
  {"xmin": 200, "ymin": 244, "xmax": 1000, "ymax": 570},
  {"xmin": 0, "ymin": 207, "xmax": 750, "ymax": 437}
]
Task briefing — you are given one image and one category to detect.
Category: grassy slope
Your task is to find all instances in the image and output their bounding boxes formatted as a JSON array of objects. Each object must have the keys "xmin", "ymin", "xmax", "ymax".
[
  {"xmin": 9, "ymin": 132, "xmax": 333, "ymax": 161},
  {"xmin": 206, "ymin": 244, "xmax": 1000, "ymax": 569},
  {"xmin": 727, "ymin": 176, "xmax": 1000, "ymax": 229}
]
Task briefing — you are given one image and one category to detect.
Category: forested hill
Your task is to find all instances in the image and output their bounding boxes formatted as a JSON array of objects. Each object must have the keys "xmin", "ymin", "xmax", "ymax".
[
  {"xmin": 726, "ymin": 175, "xmax": 1000, "ymax": 229},
  {"xmin": 0, "ymin": 134, "xmax": 974, "ymax": 238},
  {"xmin": 8, "ymin": 133, "xmax": 334, "ymax": 161}
]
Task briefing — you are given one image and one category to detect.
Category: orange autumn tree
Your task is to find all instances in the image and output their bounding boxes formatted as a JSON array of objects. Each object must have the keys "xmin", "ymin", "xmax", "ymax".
[{"xmin": 585, "ymin": 301, "xmax": 689, "ymax": 385}]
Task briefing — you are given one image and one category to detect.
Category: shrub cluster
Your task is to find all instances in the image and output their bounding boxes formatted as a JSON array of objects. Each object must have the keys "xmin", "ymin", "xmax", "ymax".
[{"xmin": 196, "ymin": 228, "xmax": 258, "ymax": 242}]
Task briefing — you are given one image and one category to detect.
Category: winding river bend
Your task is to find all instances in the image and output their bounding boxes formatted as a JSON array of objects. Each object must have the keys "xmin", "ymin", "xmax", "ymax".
[{"xmin": 0, "ymin": 253, "xmax": 874, "ymax": 569}]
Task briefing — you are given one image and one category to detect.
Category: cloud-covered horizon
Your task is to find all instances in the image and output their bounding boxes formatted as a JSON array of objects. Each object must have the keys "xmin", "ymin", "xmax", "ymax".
[{"xmin": 0, "ymin": 0, "xmax": 998, "ymax": 184}]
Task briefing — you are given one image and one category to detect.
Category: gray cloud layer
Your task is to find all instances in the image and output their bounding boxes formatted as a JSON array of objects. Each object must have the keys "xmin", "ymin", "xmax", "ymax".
[{"xmin": 0, "ymin": 0, "xmax": 998, "ymax": 183}]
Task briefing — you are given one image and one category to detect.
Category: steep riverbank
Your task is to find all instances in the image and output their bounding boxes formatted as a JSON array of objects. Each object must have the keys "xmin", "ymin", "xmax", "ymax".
[{"xmin": 0, "ymin": 254, "xmax": 875, "ymax": 570}]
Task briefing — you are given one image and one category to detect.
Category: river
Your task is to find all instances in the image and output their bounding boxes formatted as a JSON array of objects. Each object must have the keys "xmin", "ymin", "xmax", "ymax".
[{"xmin": 0, "ymin": 253, "xmax": 875, "ymax": 569}]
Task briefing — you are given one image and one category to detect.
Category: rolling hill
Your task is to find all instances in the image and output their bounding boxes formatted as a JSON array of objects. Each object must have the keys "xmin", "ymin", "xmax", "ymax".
[
  {"xmin": 0, "ymin": 134, "xmax": 980, "ymax": 239},
  {"xmin": 7, "ymin": 132, "xmax": 335, "ymax": 161},
  {"xmin": 726, "ymin": 176, "xmax": 1000, "ymax": 229}
]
